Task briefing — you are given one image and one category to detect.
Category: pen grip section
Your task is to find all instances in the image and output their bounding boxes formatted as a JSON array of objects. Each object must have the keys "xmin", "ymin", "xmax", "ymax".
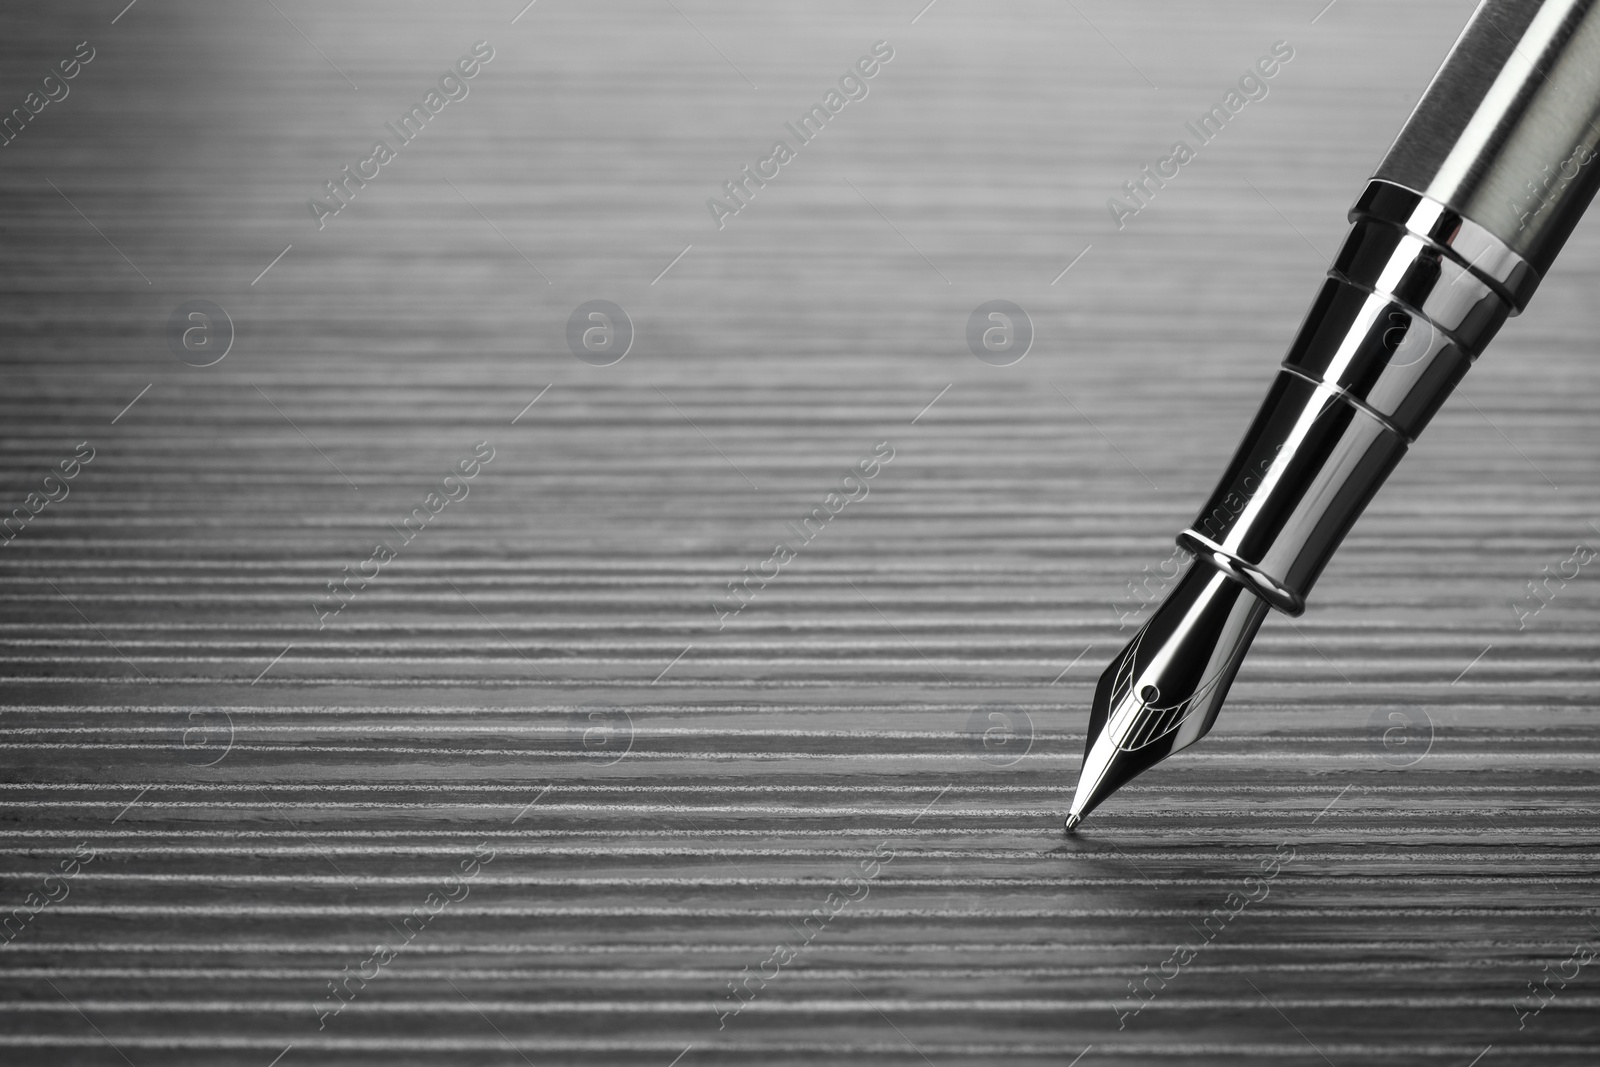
[
  {"xmin": 1179, "ymin": 206, "xmax": 1516, "ymax": 615},
  {"xmin": 1178, "ymin": 372, "xmax": 1407, "ymax": 616}
]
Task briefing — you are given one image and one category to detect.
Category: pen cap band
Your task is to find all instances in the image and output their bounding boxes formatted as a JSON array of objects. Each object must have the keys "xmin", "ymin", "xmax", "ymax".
[
  {"xmin": 1374, "ymin": 0, "xmax": 1600, "ymax": 289},
  {"xmin": 1351, "ymin": 182, "xmax": 1540, "ymax": 310}
]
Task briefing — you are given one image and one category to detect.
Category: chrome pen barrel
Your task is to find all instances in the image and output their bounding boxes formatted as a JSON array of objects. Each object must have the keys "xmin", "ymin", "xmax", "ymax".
[
  {"xmin": 1177, "ymin": 0, "xmax": 1600, "ymax": 616},
  {"xmin": 1376, "ymin": 0, "xmax": 1600, "ymax": 279}
]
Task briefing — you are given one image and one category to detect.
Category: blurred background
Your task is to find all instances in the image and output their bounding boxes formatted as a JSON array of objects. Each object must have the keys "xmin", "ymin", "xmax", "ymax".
[{"xmin": 1, "ymin": 0, "xmax": 1598, "ymax": 1063}]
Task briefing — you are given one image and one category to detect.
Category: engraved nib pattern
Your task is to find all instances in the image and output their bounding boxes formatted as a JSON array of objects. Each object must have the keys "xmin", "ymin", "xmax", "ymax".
[
  {"xmin": 1067, "ymin": 564, "xmax": 1271, "ymax": 829},
  {"xmin": 1104, "ymin": 625, "xmax": 1232, "ymax": 753}
]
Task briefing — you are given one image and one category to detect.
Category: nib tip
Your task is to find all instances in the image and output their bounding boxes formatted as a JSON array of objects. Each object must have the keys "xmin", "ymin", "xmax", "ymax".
[{"xmin": 1063, "ymin": 813, "xmax": 1082, "ymax": 833}]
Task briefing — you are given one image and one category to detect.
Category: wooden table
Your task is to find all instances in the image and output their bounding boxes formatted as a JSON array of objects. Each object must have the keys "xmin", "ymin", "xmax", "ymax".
[{"xmin": 1, "ymin": 1, "xmax": 1598, "ymax": 1063}]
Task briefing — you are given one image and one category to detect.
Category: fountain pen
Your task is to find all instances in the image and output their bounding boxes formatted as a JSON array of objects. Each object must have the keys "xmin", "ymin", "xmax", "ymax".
[{"xmin": 1067, "ymin": 0, "xmax": 1600, "ymax": 830}]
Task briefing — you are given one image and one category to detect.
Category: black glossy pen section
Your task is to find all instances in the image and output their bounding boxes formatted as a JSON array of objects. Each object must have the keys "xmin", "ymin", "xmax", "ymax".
[
  {"xmin": 1281, "ymin": 276, "xmax": 1473, "ymax": 438},
  {"xmin": 1329, "ymin": 217, "xmax": 1511, "ymax": 349},
  {"xmin": 1181, "ymin": 371, "xmax": 1407, "ymax": 612}
]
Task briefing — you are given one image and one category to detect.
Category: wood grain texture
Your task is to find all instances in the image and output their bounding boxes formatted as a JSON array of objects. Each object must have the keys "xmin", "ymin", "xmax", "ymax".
[{"xmin": 2, "ymin": 0, "xmax": 1599, "ymax": 1063}]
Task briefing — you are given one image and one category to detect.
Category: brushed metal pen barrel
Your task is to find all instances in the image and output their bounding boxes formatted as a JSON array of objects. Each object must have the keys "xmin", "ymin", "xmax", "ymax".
[{"xmin": 1067, "ymin": 0, "xmax": 1600, "ymax": 830}]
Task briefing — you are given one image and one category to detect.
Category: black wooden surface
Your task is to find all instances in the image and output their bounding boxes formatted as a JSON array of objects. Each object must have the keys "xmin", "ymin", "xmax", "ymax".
[{"xmin": 2, "ymin": 1, "xmax": 1599, "ymax": 1063}]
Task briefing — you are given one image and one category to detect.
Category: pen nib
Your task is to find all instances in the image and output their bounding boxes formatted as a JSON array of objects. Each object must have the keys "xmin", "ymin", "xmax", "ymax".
[{"xmin": 1067, "ymin": 564, "xmax": 1270, "ymax": 828}]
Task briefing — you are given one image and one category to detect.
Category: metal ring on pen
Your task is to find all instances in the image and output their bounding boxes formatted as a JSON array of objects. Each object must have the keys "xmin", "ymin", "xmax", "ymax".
[
  {"xmin": 1327, "ymin": 264, "xmax": 1486, "ymax": 359},
  {"xmin": 1352, "ymin": 180, "xmax": 1541, "ymax": 312},
  {"xmin": 1278, "ymin": 362, "xmax": 1415, "ymax": 443},
  {"xmin": 1175, "ymin": 530, "xmax": 1306, "ymax": 616}
]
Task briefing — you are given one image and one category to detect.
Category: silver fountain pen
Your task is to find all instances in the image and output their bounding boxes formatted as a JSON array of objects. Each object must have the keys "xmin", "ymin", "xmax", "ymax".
[{"xmin": 1067, "ymin": 0, "xmax": 1600, "ymax": 830}]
